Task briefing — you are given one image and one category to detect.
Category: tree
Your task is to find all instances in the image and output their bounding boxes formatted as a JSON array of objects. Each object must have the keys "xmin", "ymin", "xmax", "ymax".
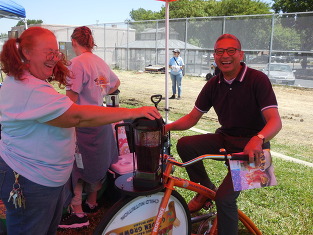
[
  {"xmin": 272, "ymin": 22, "xmax": 301, "ymax": 50},
  {"xmin": 169, "ymin": 0, "xmax": 212, "ymax": 18},
  {"xmin": 128, "ymin": 0, "xmax": 272, "ymax": 21},
  {"xmin": 16, "ymin": 19, "xmax": 43, "ymax": 26},
  {"xmin": 129, "ymin": 8, "xmax": 162, "ymax": 21},
  {"xmin": 128, "ymin": 0, "xmax": 272, "ymax": 49},
  {"xmin": 272, "ymin": 0, "xmax": 313, "ymax": 13},
  {"xmin": 271, "ymin": 0, "xmax": 313, "ymax": 68},
  {"xmin": 215, "ymin": 0, "xmax": 271, "ymax": 16}
]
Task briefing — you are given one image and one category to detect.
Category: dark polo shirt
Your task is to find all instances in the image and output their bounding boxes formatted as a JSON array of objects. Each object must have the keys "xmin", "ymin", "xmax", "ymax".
[{"xmin": 195, "ymin": 62, "xmax": 278, "ymax": 138}]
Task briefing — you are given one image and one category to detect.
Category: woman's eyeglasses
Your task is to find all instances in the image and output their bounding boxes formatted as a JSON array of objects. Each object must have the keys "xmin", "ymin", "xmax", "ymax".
[
  {"xmin": 45, "ymin": 51, "xmax": 64, "ymax": 61},
  {"xmin": 214, "ymin": 47, "xmax": 240, "ymax": 56}
]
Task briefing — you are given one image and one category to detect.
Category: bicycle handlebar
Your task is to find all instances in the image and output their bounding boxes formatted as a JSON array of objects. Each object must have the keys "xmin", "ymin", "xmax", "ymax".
[{"xmin": 166, "ymin": 152, "xmax": 249, "ymax": 167}]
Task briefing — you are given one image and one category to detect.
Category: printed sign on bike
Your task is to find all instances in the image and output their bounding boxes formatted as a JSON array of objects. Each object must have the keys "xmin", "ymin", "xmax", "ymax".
[
  {"xmin": 229, "ymin": 150, "xmax": 277, "ymax": 191},
  {"xmin": 103, "ymin": 192, "xmax": 188, "ymax": 235}
]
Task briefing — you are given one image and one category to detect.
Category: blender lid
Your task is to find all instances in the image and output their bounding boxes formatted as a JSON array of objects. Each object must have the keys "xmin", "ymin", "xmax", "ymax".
[
  {"xmin": 108, "ymin": 89, "xmax": 120, "ymax": 95},
  {"xmin": 132, "ymin": 117, "xmax": 163, "ymax": 130}
]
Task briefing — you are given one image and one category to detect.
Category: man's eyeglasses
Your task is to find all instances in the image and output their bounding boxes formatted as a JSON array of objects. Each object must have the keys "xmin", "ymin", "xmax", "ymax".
[
  {"xmin": 214, "ymin": 47, "xmax": 240, "ymax": 56},
  {"xmin": 45, "ymin": 51, "xmax": 64, "ymax": 61}
]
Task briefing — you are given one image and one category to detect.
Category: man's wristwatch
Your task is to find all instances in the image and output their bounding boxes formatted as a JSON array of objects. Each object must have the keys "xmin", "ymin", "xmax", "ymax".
[{"xmin": 256, "ymin": 134, "xmax": 265, "ymax": 143}]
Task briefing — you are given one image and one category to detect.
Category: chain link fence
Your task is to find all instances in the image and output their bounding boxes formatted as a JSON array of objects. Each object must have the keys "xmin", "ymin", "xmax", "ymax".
[{"xmin": 2, "ymin": 11, "xmax": 313, "ymax": 86}]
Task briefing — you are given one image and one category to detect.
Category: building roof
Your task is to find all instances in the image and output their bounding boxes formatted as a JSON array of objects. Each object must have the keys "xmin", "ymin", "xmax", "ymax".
[{"xmin": 117, "ymin": 39, "xmax": 201, "ymax": 50}]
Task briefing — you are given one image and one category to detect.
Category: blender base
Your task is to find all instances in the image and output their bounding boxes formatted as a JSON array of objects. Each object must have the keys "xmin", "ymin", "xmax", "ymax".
[{"xmin": 115, "ymin": 173, "xmax": 164, "ymax": 196}]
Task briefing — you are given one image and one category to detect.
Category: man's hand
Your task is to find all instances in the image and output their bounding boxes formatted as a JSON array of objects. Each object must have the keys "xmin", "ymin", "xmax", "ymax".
[{"xmin": 244, "ymin": 136, "xmax": 264, "ymax": 164}]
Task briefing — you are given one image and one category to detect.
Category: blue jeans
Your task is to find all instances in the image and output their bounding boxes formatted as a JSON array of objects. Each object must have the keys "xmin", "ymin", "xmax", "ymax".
[
  {"xmin": 170, "ymin": 73, "xmax": 183, "ymax": 97},
  {"xmin": 0, "ymin": 157, "xmax": 67, "ymax": 235}
]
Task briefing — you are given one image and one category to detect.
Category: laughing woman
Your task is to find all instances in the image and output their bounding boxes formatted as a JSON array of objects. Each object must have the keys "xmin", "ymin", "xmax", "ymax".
[{"xmin": 0, "ymin": 27, "xmax": 160, "ymax": 235}]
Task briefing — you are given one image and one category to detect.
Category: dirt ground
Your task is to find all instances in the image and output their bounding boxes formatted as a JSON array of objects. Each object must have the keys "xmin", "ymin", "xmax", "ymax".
[{"xmin": 114, "ymin": 70, "xmax": 313, "ymax": 162}]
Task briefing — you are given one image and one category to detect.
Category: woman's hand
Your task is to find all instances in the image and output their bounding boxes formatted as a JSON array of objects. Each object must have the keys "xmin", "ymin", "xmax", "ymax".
[{"xmin": 133, "ymin": 106, "xmax": 161, "ymax": 120}]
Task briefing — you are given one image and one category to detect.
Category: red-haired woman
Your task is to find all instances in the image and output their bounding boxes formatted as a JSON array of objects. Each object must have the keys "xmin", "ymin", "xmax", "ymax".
[
  {"xmin": 0, "ymin": 27, "xmax": 160, "ymax": 235},
  {"xmin": 59, "ymin": 26, "xmax": 121, "ymax": 228}
]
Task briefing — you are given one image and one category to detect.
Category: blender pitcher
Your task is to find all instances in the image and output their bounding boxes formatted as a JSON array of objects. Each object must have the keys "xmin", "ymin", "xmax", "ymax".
[
  {"xmin": 132, "ymin": 117, "xmax": 164, "ymax": 188},
  {"xmin": 105, "ymin": 89, "xmax": 120, "ymax": 107},
  {"xmin": 133, "ymin": 118, "xmax": 161, "ymax": 172}
]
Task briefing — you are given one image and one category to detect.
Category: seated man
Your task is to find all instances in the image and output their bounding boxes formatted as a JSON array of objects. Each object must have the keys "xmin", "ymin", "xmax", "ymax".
[{"xmin": 165, "ymin": 34, "xmax": 282, "ymax": 235}]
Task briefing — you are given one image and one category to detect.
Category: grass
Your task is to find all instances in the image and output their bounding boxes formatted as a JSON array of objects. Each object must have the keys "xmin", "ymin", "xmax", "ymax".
[{"xmin": 271, "ymin": 141, "xmax": 313, "ymax": 163}]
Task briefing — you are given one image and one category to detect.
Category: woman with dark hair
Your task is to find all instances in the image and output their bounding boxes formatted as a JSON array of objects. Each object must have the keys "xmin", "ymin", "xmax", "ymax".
[
  {"xmin": 0, "ymin": 27, "xmax": 160, "ymax": 235},
  {"xmin": 58, "ymin": 26, "xmax": 121, "ymax": 228}
]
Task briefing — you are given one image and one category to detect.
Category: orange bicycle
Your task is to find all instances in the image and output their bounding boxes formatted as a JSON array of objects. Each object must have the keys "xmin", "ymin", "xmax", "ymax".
[{"xmin": 94, "ymin": 152, "xmax": 262, "ymax": 235}]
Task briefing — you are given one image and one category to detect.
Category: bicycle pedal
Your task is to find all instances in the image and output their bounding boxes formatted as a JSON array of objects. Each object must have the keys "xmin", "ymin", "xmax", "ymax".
[{"xmin": 203, "ymin": 199, "xmax": 213, "ymax": 210}]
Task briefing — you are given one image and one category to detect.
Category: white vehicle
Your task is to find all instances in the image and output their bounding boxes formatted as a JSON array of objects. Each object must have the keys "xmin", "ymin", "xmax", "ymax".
[{"xmin": 261, "ymin": 63, "xmax": 296, "ymax": 85}]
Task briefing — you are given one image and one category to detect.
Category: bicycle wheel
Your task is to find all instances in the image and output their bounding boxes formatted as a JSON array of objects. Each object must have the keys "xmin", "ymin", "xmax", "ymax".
[
  {"xmin": 238, "ymin": 210, "xmax": 262, "ymax": 235},
  {"xmin": 197, "ymin": 213, "xmax": 217, "ymax": 235},
  {"xmin": 94, "ymin": 190, "xmax": 191, "ymax": 235},
  {"xmin": 196, "ymin": 209, "xmax": 262, "ymax": 235}
]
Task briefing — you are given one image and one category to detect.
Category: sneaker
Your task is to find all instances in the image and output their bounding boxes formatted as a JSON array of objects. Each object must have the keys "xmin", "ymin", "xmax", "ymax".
[
  {"xmin": 177, "ymin": 96, "xmax": 181, "ymax": 100},
  {"xmin": 169, "ymin": 95, "xmax": 176, "ymax": 99},
  {"xmin": 82, "ymin": 201, "xmax": 100, "ymax": 214},
  {"xmin": 188, "ymin": 193, "xmax": 209, "ymax": 213},
  {"xmin": 58, "ymin": 213, "xmax": 89, "ymax": 229}
]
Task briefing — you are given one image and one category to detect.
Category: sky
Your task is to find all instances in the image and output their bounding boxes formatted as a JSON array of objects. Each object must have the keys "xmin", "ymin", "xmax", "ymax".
[{"xmin": 0, "ymin": 0, "xmax": 273, "ymax": 35}]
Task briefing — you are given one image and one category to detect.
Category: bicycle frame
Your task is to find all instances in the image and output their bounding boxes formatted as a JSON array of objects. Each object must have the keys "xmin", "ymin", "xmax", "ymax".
[{"xmin": 151, "ymin": 154, "xmax": 262, "ymax": 235}]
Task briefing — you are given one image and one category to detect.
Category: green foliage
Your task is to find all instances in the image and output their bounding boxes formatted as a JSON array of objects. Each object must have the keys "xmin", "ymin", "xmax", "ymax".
[
  {"xmin": 270, "ymin": 1, "xmax": 313, "ymax": 65},
  {"xmin": 169, "ymin": 0, "xmax": 212, "ymax": 18},
  {"xmin": 187, "ymin": 38, "xmax": 201, "ymax": 47},
  {"xmin": 129, "ymin": 0, "xmax": 272, "ymax": 21},
  {"xmin": 216, "ymin": 0, "xmax": 271, "ymax": 16},
  {"xmin": 128, "ymin": 0, "xmax": 272, "ymax": 49},
  {"xmin": 16, "ymin": 19, "xmax": 43, "ymax": 26},
  {"xmin": 272, "ymin": 0, "xmax": 313, "ymax": 13},
  {"xmin": 129, "ymin": 8, "xmax": 163, "ymax": 21},
  {"xmin": 272, "ymin": 22, "xmax": 301, "ymax": 50}
]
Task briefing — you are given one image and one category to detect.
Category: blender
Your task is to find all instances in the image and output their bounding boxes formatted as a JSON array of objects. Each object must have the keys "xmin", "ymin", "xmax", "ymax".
[
  {"xmin": 114, "ymin": 117, "xmax": 164, "ymax": 191},
  {"xmin": 132, "ymin": 117, "xmax": 164, "ymax": 189},
  {"xmin": 114, "ymin": 95, "xmax": 169, "ymax": 193},
  {"xmin": 105, "ymin": 89, "xmax": 120, "ymax": 107}
]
